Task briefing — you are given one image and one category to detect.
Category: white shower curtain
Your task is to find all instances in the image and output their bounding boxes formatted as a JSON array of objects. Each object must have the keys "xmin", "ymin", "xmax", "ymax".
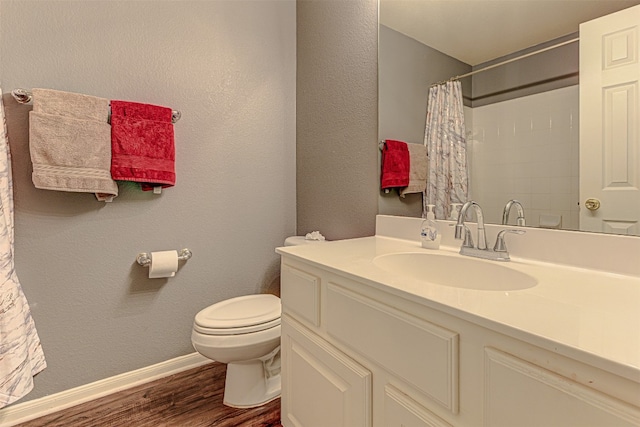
[
  {"xmin": 423, "ymin": 80, "xmax": 469, "ymax": 219},
  {"xmin": 0, "ymin": 89, "xmax": 46, "ymax": 408}
]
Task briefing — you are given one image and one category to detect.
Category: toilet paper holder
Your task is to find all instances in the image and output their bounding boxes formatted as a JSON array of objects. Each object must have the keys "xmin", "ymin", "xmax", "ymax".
[{"xmin": 136, "ymin": 248, "xmax": 192, "ymax": 267}]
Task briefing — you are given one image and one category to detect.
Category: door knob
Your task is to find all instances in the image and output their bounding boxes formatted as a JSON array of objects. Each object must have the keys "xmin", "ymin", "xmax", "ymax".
[{"xmin": 585, "ymin": 198, "xmax": 601, "ymax": 211}]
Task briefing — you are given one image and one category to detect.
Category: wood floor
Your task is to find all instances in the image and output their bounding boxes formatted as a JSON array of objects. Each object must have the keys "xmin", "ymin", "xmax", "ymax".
[{"xmin": 16, "ymin": 362, "xmax": 282, "ymax": 427}]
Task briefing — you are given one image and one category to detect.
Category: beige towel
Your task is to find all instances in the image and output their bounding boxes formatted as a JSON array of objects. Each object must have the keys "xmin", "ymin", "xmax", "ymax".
[
  {"xmin": 400, "ymin": 143, "xmax": 428, "ymax": 197},
  {"xmin": 29, "ymin": 89, "xmax": 117, "ymax": 201}
]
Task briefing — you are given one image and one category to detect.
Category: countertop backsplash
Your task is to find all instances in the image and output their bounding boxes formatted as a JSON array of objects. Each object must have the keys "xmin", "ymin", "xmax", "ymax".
[{"xmin": 375, "ymin": 215, "xmax": 640, "ymax": 277}]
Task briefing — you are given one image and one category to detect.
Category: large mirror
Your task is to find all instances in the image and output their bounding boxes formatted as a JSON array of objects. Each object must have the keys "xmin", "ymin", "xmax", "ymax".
[{"xmin": 379, "ymin": 0, "xmax": 640, "ymax": 236}]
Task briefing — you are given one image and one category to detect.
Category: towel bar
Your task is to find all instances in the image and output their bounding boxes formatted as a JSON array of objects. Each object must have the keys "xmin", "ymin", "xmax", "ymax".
[
  {"xmin": 10, "ymin": 88, "xmax": 182, "ymax": 124},
  {"xmin": 136, "ymin": 248, "xmax": 192, "ymax": 267}
]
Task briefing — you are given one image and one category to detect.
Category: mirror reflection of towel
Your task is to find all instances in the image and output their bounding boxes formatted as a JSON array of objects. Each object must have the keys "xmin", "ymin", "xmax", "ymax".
[
  {"xmin": 28, "ymin": 88, "xmax": 117, "ymax": 202},
  {"xmin": 380, "ymin": 139, "xmax": 410, "ymax": 189},
  {"xmin": 400, "ymin": 143, "xmax": 428, "ymax": 198},
  {"xmin": 110, "ymin": 101, "xmax": 175, "ymax": 191}
]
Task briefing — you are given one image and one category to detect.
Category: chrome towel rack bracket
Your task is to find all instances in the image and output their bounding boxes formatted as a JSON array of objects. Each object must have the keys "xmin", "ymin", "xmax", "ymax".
[{"xmin": 10, "ymin": 88, "xmax": 182, "ymax": 124}]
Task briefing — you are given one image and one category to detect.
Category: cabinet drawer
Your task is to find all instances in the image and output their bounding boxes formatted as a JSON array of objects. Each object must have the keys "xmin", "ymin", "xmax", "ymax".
[
  {"xmin": 326, "ymin": 281, "xmax": 459, "ymax": 413},
  {"xmin": 281, "ymin": 263, "xmax": 320, "ymax": 327},
  {"xmin": 484, "ymin": 348, "xmax": 640, "ymax": 427}
]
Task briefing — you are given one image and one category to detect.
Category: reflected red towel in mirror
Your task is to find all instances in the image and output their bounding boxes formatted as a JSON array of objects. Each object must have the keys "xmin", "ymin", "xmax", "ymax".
[
  {"xmin": 110, "ymin": 100, "xmax": 175, "ymax": 190},
  {"xmin": 381, "ymin": 139, "xmax": 410, "ymax": 189}
]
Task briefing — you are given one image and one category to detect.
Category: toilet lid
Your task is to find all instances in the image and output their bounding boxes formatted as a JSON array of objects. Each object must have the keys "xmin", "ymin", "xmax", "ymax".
[{"xmin": 194, "ymin": 294, "xmax": 281, "ymax": 335}]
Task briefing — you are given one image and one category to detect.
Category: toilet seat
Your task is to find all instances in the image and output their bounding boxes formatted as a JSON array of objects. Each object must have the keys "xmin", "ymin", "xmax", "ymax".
[{"xmin": 194, "ymin": 294, "xmax": 281, "ymax": 336}]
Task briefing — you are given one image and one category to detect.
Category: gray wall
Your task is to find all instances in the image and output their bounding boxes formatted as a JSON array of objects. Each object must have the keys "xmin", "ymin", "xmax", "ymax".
[
  {"xmin": 378, "ymin": 25, "xmax": 471, "ymax": 217},
  {"xmin": 0, "ymin": 0, "xmax": 296, "ymax": 402},
  {"xmin": 296, "ymin": 0, "xmax": 379, "ymax": 240}
]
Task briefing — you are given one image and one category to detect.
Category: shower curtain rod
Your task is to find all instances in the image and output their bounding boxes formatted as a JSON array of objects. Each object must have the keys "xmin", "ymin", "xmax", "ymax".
[{"xmin": 430, "ymin": 37, "xmax": 579, "ymax": 87}]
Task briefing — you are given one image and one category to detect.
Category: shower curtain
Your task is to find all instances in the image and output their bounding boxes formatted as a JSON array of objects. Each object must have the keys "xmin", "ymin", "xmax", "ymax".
[
  {"xmin": 423, "ymin": 80, "xmax": 469, "ymax": 219},
  {"xmin": 0, "ymin": 89, "xmax": 46, "ymax": 408}
]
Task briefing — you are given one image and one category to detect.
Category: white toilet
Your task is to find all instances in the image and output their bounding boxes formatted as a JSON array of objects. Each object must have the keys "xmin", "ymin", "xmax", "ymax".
[
  {"xmin": 191, "ymin": 234, "xmax": 325, "ymax": 408},
  {"xmin": 191, "ymin": 293, "xmax": 282, "ymax": 408}
]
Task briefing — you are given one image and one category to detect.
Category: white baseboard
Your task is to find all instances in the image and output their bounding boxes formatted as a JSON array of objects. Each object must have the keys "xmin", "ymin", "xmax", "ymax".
[{"xmin": 0, "ymin": 352, "xmax": 213, "ymax": 427}]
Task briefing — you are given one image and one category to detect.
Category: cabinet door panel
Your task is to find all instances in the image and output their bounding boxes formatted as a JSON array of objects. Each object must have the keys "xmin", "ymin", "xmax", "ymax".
[
  {"xmin": 326, "ymin": 281, "xmax": 459, "ymax": 413},
  {"xmin": 484, "ymin": 348, "xmax": 640, "ymax": 427},
  {"xmin": 384, "ymin": 383, "xmax": 453, "ymax": 427},
  {"xmin": 281, "ymin": 264, "xmax": 321, "ymax": 327},
  {"xmin": 282, "ymin": 316, "xmax": 372, "ymax": 427}
]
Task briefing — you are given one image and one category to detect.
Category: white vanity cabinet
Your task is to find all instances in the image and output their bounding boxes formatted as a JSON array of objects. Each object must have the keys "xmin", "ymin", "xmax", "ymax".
[
  {"xmin": 279, "ymin": 256, "xmax": 640, "ymax": 427},
  {"xmin": 281, "ymin": 318, "xmax": 372, "ymax": 426}
]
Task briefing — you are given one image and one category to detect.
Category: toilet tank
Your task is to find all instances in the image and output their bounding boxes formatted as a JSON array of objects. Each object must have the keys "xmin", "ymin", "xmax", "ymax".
[{"xmin": 284, "ymin": 233, "xmax": 327, "ymax": 246}]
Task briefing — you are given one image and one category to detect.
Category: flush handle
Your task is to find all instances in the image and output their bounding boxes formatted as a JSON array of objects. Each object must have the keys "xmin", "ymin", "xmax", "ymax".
[{"xmin": 585, "ymin": 198, "xmax": 601, "ymax": 211}]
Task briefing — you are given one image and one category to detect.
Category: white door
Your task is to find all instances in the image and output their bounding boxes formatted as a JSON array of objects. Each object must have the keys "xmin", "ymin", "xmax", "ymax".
[{"xmin": 580, "ymin": 4, "xmax": 640, "ymax": 235}]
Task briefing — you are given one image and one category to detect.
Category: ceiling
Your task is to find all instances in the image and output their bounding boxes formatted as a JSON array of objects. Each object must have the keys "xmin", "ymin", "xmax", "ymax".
[{"xmin": 379, "ymin": 0, "xmax": 640, "ymax": 65}]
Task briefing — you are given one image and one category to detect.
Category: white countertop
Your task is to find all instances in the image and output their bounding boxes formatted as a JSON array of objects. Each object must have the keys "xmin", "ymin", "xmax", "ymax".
[{"xmin": 277, "ymin": 235, "xmax": 640, "ymax": 382}]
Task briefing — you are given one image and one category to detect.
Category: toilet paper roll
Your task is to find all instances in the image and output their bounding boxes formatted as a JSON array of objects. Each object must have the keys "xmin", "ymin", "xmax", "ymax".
[{"xmin": 149, "ymin": 250, "xmax": 179, "ymax": 278}]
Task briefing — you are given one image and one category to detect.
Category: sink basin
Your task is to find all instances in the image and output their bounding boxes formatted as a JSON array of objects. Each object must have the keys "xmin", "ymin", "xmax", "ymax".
[{"xmin": 373, "ymin": 252, "xmax": 537, "ymax": 291}]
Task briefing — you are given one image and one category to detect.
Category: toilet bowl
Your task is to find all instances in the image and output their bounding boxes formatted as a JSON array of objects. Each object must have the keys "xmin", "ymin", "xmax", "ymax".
[
  {"xmin": 192, "ymin": 234, "xmax": 326, "ymax": 408},
  {"xmin": 191, "ymin": 293, "xmax": 282, "ymax": 408}
]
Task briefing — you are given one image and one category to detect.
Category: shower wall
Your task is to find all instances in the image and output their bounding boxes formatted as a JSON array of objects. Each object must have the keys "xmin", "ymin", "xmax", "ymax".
[{"xmin": 469, "ymin": 85, "xmax": 580, "ymax": 229}]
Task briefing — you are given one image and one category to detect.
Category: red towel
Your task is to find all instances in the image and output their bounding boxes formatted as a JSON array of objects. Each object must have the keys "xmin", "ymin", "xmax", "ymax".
[
  {"xmin": 380, "ymin": 139, "xmax": 410, "ymax": 189},
  {"xmin": 110, "ymin": 100, "xmax": 175, "ymax": 190}
]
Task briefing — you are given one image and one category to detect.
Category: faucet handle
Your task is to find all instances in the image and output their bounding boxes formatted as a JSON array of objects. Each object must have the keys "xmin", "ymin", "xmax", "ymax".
[
  {"xmin": 493, "ymin": 229, "xmax": 525, "ymax": 252},
  {"xmin": 453, "ymin": 223, "xmax": 474, "ymax": 248},
  {"xmin": 461, "ymin": 225, "xmax": 474, "ymax": 248}
]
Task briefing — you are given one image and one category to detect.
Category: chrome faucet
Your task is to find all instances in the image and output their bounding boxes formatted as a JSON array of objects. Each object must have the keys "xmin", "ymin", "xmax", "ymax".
[
  {"xmin": 502, "ymin": 199, "xmax": 526, "ymax": 226},
  {"xmin": 455, "ymin": 201, "xmax": 488, "ymax": 250},
  {"xmin": 455, "ymin": 200, "xmax": 525, "ymax": 261}
]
